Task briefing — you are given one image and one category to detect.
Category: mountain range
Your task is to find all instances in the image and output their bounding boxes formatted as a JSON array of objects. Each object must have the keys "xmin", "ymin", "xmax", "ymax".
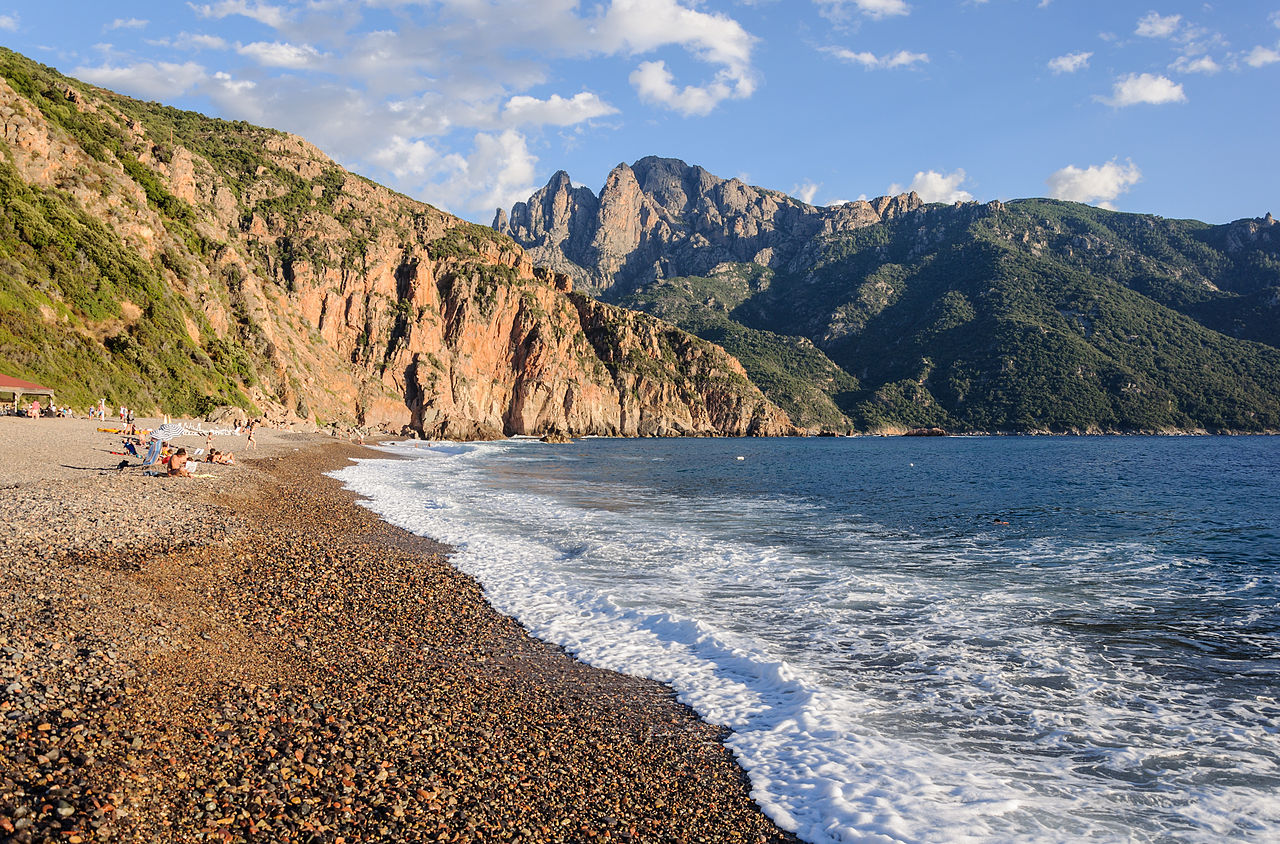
[
  {"xmin": 496, "ymin": 157, "xmax": 1280, "ymax": 432},
  {"xmin": 0, "ymin": 49, "xmax": 792, "ymax": 438}
]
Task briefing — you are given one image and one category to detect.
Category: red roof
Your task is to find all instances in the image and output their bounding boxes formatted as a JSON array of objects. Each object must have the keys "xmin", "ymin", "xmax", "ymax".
[{"xmin": 0, "ymin": 374, "xmax": 53, "ymax": 392}]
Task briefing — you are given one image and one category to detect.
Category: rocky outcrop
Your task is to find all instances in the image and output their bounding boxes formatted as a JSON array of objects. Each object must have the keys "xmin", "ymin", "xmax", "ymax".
[
  {"xmin": 496, "ymin": 156, "xmax": 923, "ymax": 295},
  {"xmin": 0, "ymin": 52, "xmax": 793, "ymax": 439},
  {"xmin": 570, "ymin": 295, "xmax": 794, "ymax": 437}
]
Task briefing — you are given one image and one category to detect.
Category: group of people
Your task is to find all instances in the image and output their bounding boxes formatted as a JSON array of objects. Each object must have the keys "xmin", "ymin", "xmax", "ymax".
[
  {"xmin": 18, "ymin": 397, "xmax": 133, "ymax": 420},
  {"xmin": 203, "ymin": 432, "xmax": 236, "ymax": 465},
  {"xmin": 161, "ymin": 441, "xmax": 237, "ymax": 477},
  {"xmin": 134, "ymin": 442, "xmax": 235, "ymax": 477},
  {"xmin": 114, "ymin": 418, "xmax": 258, "ymax": 478},
  {"xmin": 19, "ymin": 400, "xmax": 73, "ymax": 418},
  {"xmin": 88, "ymin": 400, "xmax": 135, "ymax": 423}
]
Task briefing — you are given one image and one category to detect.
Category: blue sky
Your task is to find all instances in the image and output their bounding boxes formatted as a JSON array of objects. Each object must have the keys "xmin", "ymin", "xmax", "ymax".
[{"xmin": 2, "ymin": 1, "xmax": 1277, "ymax": 223}]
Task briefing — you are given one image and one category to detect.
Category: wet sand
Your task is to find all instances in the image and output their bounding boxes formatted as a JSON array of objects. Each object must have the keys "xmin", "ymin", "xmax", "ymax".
[{"xmin": 0, "ymin": 416, "xmax": 797, "ymax": 843}]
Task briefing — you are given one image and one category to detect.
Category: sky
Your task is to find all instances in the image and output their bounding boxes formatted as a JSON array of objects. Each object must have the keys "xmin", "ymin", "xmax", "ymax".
[{"xmin": 1, "ymin": 1, "xmax": 1278, "ymax": 224}]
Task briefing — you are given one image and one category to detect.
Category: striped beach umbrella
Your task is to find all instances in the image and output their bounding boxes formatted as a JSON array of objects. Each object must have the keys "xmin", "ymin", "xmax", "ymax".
[{"xmin": 150, "ymin": 423, "xmax": 189, "ymax": 442}]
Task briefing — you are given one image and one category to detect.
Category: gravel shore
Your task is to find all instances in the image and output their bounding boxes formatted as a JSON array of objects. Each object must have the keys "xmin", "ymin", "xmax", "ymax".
[{"xmin": 0, "ymin": 417, "xmax": 797, "ymax": 843}]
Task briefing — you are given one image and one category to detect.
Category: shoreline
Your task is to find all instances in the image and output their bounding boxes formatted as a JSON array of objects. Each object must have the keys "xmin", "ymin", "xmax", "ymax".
[{"xmin": 0, "ymin": 418, "xmax": 796, "ymax": 843}]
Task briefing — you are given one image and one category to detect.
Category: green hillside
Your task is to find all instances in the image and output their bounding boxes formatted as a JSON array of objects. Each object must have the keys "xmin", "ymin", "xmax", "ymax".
[
  {"xmin": 613, "ymin": 264, "xmax": 858, "ymax": 430},
  {"xmin": 616, "ymin": 200, "xmax": 1280, "ymax": 432},
  {"xmin": 0, "ymin": 148, "xmax": 254, "ymax": 415},
  {"xmin": 0, "ymin": 49, "xmax": 269, "ymax": 413}
]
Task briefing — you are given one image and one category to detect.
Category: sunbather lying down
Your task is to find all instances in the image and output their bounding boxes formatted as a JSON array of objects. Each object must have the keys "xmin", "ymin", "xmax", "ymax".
[{"xmin": 206, "ymin": 449, "xmax": 235, "ymax": 465}]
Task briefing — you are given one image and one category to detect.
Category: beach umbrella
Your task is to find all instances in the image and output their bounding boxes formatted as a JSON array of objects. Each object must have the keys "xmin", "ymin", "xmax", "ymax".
[{"xmin": 150, "ymin": 423, "xmax": 189, "ymax": 442}]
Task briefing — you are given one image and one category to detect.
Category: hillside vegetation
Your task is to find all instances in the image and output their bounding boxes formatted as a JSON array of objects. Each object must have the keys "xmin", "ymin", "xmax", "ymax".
[{"xmin": 735, "ymin": 199, "xmax": 1280, "ymax": 432}]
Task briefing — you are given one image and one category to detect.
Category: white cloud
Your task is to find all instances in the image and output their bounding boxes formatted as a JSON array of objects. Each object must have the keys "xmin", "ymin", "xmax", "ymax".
[
  {"xmin": 237, "ymin": 41, "xmax": 326, "ymax": 69},
  {"xmin": 72, "ymin": 60, "xmax": 207, "ymax": 101},
  {"xmin": 1046, "ymin": 159, "xmax": 1141, "ymax": 208},
  {"xmin": 1170, "ymin": 54, "xmax": 1220, "ymax": 74},
  {"xmin": 793, "ymin": 180, "xmax": 820, "ymax": 204},
  {"xmin": 368, "ymin": 129, "xmax": 538, "ymax": 216},
  {"xmin": 1245, "ymin": 45, "xmax": 1280, "ymax": 67},
  {"xmin": 825, "ymin": 47, "xmax": 928, "ymax": 69},
  {"xmin": 600, "ymin": 0, "xmax": 757, "ymax": 114},
  {"xmin": 75, "ymin": 0, "xmax": 772, "ymax": 216},
  {"xmin": 630, "ymin": 60, "xmax": 741, "ymax": 116},
  {"xmin": 189, "ymin": 0, "xmax": 290, "ymax": 29},
  {"xmin": 107, "ymin": 18, "xmax": 148, "ymax": 31},
  {"xmin": 211, "ymin": 70, "xmax": 256, "ymax": 96},
  {"xmin": 370, "ymin": 135, "xmax": 443, "ymax": 180},
  {"xmin": 889, "ymin": 169, "xmax": 973, "ymax": 203},
  {"xmin": 0, "ymin": 13, "xmax": 17, "ymax": 31},
  {"xmin": 446, "ymin": 130, "xmax": 538, "ymax": 215},
  {"xmin": 1136, "ymin": 11, "xmax": 1181, "ymax": 38},
  {"xmin": 600, "ymin": 0, "xmax": 754, "ymax": 69},
  {"xmin": 1048, "ymin": 51, "xmax": 1092, "ymax": 74},
  {"xmin": 1098, "ymin": 72, "xmax": 1186, "ymax": 106},
  {"xmin": 816, "ymin": 0, "xmax": 911, "ymax": 21},
  {"xmin": 502, "ymin": 92, "xmax": 617, "ymax": 126},
  {"xmin": 182, "ymin": 33, "xmax": 229, "ymax": 51}
]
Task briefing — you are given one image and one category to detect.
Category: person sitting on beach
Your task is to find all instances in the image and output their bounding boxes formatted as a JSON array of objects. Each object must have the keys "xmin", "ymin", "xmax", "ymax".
[
  {"xmin": 207, "ymin": 449, "xmax": 235, "ymax": 465},
  {"xmin": 168, "ymin": 448, "xmax": 193, "ymax": 477}
]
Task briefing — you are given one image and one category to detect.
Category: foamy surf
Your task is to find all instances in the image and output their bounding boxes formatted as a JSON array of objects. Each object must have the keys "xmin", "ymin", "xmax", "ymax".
[{"xmin": 333, "ymin": 437, "xmax": 1280, "ymax": 843}]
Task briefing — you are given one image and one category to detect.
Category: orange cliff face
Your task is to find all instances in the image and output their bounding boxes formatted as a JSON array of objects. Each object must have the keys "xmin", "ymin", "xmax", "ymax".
[{"xmin": 0, "ymin": 68, "xmax": 795, "ymax": 438}]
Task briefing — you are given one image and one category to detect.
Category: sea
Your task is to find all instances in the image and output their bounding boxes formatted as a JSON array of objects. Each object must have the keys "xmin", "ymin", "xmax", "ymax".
[{"xmin": 332, "ymin": 436, "xmax": 1280, "ymax": 844}]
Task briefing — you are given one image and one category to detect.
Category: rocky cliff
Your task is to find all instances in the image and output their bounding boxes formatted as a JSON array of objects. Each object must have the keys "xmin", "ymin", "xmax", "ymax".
[
  {"xmin": 0, "ymin": 50, "xmax": 793, "ymax": 438},
  {"xmin": 494, "ymin": 156, "xmax": 922, "ymax": 296}
]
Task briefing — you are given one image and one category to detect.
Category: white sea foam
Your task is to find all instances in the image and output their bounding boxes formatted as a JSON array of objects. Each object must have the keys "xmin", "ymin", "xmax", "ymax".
[{"xmin": 333, "ymin": 440, "xmax": 1280, "ymax": 843}]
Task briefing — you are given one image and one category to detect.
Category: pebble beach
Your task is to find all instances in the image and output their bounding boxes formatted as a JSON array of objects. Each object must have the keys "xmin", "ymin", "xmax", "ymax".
[{"xmin": 0, "ymin": 417, "xmax": 796, "ymax": 843}]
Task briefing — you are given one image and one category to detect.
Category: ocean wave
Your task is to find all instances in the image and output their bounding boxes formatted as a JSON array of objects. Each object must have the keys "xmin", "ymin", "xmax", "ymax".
[{"xmin": 333, "ymin": 438, "xmax": 1280, "ymax": 843}]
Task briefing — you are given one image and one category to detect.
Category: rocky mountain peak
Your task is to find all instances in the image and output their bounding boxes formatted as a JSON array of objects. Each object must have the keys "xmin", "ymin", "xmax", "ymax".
[
  {"xmin": 629, "ymin": 156, "xmax": 720, "ymax": 217},
  {"xmin": 496, "ymin": 158, "xmax": 922, "ymax": 296}
]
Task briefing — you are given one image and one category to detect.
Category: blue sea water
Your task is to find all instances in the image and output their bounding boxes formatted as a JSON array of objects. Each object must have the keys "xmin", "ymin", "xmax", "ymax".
[{"xmin": 334, "ymin": 436, "xmax": 1280, "ymax": 843}]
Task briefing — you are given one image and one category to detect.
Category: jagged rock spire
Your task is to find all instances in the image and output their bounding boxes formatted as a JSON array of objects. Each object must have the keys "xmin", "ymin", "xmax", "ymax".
[{"xmin": 495, "ymin": 157, "xmax": 922, "ymax": 296}]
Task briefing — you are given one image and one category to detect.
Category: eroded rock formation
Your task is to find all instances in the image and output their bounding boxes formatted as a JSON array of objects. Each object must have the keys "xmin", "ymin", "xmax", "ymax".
[{"xmin": 495, "ymin": 156, "xmax": 922, "ymax": 295}]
